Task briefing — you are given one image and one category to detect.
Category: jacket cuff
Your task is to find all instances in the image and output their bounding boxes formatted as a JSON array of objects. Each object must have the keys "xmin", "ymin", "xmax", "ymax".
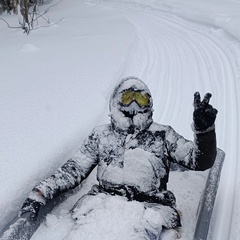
[
  {"xmin": 29, "ymin": 189, "xmax": 47, "ymax": 205},
  {"xmin": 191, "ymin": 123, "xmax": 215, "ymax": 135}
]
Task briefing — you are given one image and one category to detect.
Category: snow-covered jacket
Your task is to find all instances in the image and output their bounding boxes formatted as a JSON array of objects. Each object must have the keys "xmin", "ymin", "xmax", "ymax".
[{"xmin": 34, "ymin": 77, "xmax": 216, "ymax": 207}]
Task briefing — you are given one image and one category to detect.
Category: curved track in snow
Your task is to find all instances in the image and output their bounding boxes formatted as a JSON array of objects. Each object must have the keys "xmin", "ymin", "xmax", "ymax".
[{"xmin": 88, "ymin": 1, "xmax": 240, "ymax": 239}]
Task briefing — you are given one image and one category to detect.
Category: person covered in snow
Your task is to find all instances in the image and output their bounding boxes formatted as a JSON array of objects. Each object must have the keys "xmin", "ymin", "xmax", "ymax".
[{"xmin": 20, "ymin": 77, "xmax": 217, "ymax": 234}]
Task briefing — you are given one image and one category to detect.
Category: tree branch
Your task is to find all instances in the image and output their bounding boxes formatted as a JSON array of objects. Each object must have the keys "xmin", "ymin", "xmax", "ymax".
[
  {"xmin": 0, "ymin": 17, "xmax": 22, "ymax": 29},
  {"xmin": 32, "ymin": 17, "xmax": 64, "ymax": 31}
]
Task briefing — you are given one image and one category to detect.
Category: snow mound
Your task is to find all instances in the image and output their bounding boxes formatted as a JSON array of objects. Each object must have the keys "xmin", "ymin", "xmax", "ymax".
[{"xmin": 17, "ymin": 44, "xmax": 40, "ymax": 52}]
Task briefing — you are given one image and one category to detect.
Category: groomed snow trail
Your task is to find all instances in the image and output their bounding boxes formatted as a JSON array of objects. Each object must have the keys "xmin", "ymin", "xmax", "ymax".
[{"xmin": 86, "ymin": 1, "xmax": 240, "ymax": 239}]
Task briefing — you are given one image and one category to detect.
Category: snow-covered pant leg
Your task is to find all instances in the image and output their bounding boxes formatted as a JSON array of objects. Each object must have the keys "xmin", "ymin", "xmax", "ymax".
[
  {"xmin": 66, "ymin": 192, "xmax": 156, "ymax": 240},
  {"xmin": 160, "ymin": 228, "xmax": 181, "ymax": 240},
  {"xmin": 67, "ymin": 186, "xmax": 180, "ymax": 240},
  {"xmin": 142, "ymin": 203, "xmax": 181, "ymax": 239},
  {"xmin": 158, "ymin": 205, "xmax": 181, "ymax": 229}
]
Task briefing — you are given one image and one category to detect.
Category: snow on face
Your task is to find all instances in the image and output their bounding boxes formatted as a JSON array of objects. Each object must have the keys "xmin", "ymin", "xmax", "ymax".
[
  {"xmin": 110, "ymin": 76, "xmax": 153, "ymax": 112},
  {"xmin": 109, "ymin": 77, "xmax": 153, "ymax": 131}
]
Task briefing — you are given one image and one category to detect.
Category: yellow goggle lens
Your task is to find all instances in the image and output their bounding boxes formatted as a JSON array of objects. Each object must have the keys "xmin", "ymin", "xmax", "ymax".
[{"xmin": 121, "ymin": 91, "xmax": 150, "ymax": 107}]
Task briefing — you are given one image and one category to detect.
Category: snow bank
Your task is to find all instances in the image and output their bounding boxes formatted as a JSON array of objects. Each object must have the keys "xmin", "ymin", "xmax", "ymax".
[
  {"xmin": 0, "ymin": 1, "xmax": 136, "ymax": 230},
  {"xmin": 122, "ymin": 0, "xmax": 240, "ymax": 41},
  {"xmin": 159, "ymin": 0, "xmax": 240, "ymax": 41}
]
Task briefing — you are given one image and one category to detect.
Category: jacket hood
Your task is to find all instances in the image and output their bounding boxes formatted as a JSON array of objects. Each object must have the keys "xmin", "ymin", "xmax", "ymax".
[{"xmin": 109, "ymin": 77, "xmax": 153, "ymax": 132}]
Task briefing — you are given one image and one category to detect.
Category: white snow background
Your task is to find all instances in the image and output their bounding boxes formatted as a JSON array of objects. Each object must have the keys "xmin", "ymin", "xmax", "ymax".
[{"xmin": 1, "ymin": 0, "xmax": 240, "ymax": 239}]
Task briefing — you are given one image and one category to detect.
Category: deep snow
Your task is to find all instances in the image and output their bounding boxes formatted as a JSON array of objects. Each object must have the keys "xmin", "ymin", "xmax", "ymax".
[{"xmin": 1, "ymin": 0, "xmax": 240, "ymax": 239}]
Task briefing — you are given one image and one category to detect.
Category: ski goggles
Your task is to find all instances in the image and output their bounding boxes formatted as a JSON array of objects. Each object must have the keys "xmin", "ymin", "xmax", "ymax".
[{"xmin": 120, "ymin": 90, "xmax": 150, "ymax": 107}]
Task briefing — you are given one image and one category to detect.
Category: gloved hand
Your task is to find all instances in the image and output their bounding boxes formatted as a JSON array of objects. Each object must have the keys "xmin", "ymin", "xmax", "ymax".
[
  {"xmin": 154, "ymin": 190, "xmax": 176, "ymax": 207},
  {"xmin": 19, "ymin": 190, "xmax": 45, "ymax": 221},
  {"xmin": 193, "ymin": 92, "xmax": 218, "ymax": 132},
  {"xmin": 161, "ymin": 190, "xmax": 176, "ymax": 207}
]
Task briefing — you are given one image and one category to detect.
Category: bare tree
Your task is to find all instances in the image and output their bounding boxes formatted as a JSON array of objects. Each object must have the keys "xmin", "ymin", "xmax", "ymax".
[
  {"xmin": 13, "ymin": 0, "xmax": 18, "ymax": 14},
  {"xmin": 20, "ymin": 0, "xmax": 29, "ymax": 29},
  {"xmin": 0, "ymin": 0, "xmax": 18, "ymax": 13},
  {"xmin": 0, "ymin": 0, "xmax": 63, "ymax": 34}
]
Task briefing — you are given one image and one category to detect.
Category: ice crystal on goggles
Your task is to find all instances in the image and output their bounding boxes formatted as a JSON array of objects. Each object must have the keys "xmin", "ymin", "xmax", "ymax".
[{"xmin": 120, "ymin": 90, "xmax": 150, "ymax": 107}]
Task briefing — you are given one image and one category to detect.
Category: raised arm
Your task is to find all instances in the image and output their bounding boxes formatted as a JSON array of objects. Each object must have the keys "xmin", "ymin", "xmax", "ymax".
[
  {"xmin": 192, "ymin": 92, "xmax": 218, "ymax": 169},
  {"xmin": 166, "ymin": 92, "xmax": 217, "ymax": 171}
]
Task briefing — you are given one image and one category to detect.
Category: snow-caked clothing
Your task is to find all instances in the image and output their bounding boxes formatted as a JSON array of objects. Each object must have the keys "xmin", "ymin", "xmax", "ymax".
[{"xmin": 32, "ymin": 77, "xmax": 217, "ymax": 231}]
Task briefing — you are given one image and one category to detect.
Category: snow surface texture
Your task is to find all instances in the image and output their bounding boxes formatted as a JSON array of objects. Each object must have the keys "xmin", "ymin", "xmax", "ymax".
[{"xmin": 1, "ymin": 0, "xmax": 240, "ymax": 239}]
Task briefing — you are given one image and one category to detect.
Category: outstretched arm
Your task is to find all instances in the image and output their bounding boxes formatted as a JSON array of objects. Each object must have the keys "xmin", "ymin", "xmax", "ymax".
[{"xmin": 19, "ymin": 129, "xmax": 99, "ymax": 220}]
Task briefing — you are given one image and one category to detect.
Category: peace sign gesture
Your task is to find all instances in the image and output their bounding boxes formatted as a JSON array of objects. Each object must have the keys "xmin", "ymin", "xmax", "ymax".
[{"xmin": 193, "ymin": 92, "xmax": 218, "ymax": 132}]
